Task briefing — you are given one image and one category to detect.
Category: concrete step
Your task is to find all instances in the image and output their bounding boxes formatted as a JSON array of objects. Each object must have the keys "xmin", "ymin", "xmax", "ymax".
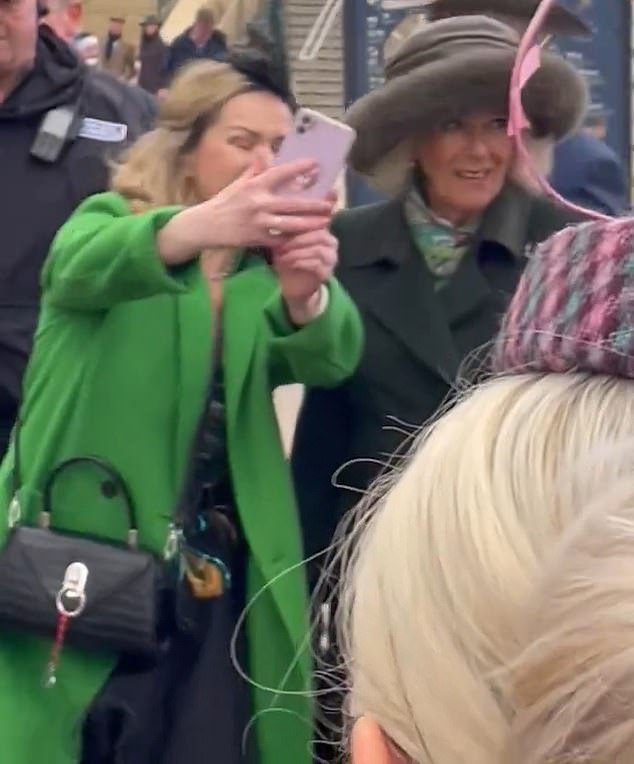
[{"xmin": 284, "ymin": 0, "xmax": 344, "ymax": 117}]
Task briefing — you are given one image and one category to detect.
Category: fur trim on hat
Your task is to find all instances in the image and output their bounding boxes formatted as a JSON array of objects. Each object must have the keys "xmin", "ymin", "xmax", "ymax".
[
  {"xmin": 508, "ymin": 133, "xmax": 554, "ymax": 193},
  {"xmin": 346, "ymin": 23, "xmax": 587, "ymax": 193}
]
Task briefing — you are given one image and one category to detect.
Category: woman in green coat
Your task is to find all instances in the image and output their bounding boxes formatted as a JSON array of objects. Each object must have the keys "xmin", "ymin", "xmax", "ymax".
[{"xmin": 0, "ymin": 54, "xmax": 362, "ymax": 764}]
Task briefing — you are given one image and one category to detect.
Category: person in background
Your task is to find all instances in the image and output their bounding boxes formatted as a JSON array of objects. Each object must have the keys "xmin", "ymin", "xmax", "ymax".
[
  {"xmin": 137, "ymin": 14, "xmax": 167, "ymax": 95},
  {"xmin": 0, "ymin": 0, "xmax": 156, "ymax": 457},
  {"xmin": 424, "ymin": 0, "xmax": 629, "ymax": 216},
  {"xmin": 585, "ymin": 106, "xmax": 609, "ymax": 141},
  {"xmin": 550, "ymin": 104, "xmax": 629, "ymax": 215},
  {"xmin": 74, "ymin": 31, "xmax": 99, "ymax": 65},
  {"xmin": 38, "ymin": 0, "xmax": 82, "ymax": 43},
  {"xmin": 100, "ymin": 15, "xmax": 135, "ymax": 81},
  {"xmin": 164, "ymin": 7, "xmax": 227, "ymax": 85}
]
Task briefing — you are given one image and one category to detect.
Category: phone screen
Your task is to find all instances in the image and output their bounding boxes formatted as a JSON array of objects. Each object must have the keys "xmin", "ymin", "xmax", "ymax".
[{"xmin": 273, "ymin": 109, "xmax": 355, "ymax": 199}]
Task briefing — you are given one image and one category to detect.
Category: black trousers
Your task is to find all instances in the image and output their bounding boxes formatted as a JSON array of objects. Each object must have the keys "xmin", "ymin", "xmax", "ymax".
[{"xmin": 81, "ymin": 563, "xmax": 254, "ymax": 764}]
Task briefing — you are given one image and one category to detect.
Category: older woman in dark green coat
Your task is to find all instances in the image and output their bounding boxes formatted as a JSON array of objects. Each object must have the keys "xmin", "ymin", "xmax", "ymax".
[{"xmin": 0, "ymin": 57, "xmax": 362, "ymax": 764}]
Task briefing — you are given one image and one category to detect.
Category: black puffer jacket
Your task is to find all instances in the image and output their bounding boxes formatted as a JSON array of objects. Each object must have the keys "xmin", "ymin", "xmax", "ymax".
[{"xmin": 0, "ymin": 27, "xmax": 156, "ymax": 434}]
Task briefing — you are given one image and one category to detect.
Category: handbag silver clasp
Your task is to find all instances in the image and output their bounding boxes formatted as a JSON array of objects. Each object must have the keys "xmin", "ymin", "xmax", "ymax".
[
  {"xmin": 56, "ymin": 562, "xmax": 89, "ymax": 618},
  {"xmin": 163, "ymin": 523, "xmax": 180, "ymax": 561},
  {"xmin": 8, "ymin": 496, "xmax": 21, "ymax": 528}
]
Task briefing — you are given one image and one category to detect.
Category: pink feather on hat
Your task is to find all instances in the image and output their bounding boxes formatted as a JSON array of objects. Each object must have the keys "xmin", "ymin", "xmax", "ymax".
[{"xmin": 508, "ymin": 0, "xmax": 613, "ymax": 222}]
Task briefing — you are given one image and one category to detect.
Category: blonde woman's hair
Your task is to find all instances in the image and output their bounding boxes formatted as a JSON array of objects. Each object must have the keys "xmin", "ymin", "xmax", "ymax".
[
  {"xmin": 339, "ymin": 372, "xmax": 634, "ymax": 764},
  {"xmin": 508, "ymin": 478, "xmax": 634, "ymax": 764},
  {"xmin": 111, "ymin": 61, "xmax": 253, "ymax": 211}
]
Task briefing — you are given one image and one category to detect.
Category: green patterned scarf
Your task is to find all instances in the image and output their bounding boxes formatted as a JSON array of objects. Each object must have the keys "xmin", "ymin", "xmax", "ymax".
[{"xmin": 403, "ymin": 183, "xmax": 478, "ymax": 289}]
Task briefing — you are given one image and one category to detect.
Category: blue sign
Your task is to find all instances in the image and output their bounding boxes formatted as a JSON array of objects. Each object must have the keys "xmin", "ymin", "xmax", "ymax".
[
  {"xmin": 343, "ymin": 0, "xmax": 632, "ymax": 207},
  {"xmin": 556, "ymin": 1, "xmax": 631, "ymax": 168},
  {"xmin": 343, "ymin": 0, "xmax": 426, "ymax": 206}
]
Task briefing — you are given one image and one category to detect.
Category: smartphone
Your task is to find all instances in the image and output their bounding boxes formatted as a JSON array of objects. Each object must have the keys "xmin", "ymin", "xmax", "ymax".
[{"xmin": 272, "ymin": 108, "xmax": 356, "ymax": 199}]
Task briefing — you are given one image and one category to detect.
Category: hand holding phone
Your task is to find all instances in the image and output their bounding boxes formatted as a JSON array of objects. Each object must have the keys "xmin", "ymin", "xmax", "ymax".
[{"xmin": 272, "ymin": 108, "xmax": 356, "ymax": 200}]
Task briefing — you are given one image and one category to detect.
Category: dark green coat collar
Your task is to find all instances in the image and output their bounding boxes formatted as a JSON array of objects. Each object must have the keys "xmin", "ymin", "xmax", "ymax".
[{"xmin": 340, "ymin": 182, "xmax": 535, "ymax": 268}]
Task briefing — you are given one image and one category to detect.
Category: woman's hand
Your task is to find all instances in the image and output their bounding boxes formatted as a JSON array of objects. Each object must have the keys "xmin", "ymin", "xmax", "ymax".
[
  {"xmin": 157, "ymin": 159, "xmax": 334, "ymax": 265},
  {"xmin": 272, "ymin": 228, "xmax": 338, "ymax": 325}
]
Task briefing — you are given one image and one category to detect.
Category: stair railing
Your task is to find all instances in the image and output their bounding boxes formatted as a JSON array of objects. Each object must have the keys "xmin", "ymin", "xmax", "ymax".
[{"xmin": 297, "ymin": 0, "xmax": 343, "ymax": 61}]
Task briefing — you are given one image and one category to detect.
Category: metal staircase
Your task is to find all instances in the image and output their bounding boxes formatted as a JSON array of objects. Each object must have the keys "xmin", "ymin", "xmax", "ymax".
[{"xmin": 284, "ymin": 0, "xmax": 344, "ymax": 118}]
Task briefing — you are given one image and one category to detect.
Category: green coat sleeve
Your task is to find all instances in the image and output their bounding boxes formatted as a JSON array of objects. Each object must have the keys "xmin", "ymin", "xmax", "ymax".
[
  {"xmin": 42, "ymin": 191, "xmax": 195, "ymax": 311},
  {"xmin": 265, "ymin": 279, "xmax": 364, "ymax": 388}
]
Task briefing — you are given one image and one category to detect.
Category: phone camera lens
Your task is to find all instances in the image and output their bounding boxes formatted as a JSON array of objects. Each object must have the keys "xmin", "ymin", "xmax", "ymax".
[
  {"xmin": 297, "ymin": 125, "xmax": 306, "ymax": 134},
  {"xmin": 301, "ymin": 114, "xmax": 311, "ymax": 125}
]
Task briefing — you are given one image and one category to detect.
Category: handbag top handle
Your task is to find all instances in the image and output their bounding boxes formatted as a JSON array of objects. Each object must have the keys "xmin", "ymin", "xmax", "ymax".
[{"xmin": 40, "ymin": 456, "xmax": 141, "ymax": 548}]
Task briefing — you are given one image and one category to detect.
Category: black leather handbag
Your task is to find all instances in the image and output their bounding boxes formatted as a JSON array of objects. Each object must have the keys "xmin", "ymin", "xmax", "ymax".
[
  {"xmin": 0, "ymin": 287, "xmax": 226, "ymax": 685},
  {"xmin": 0, "ymin": 455, "xmax": 175, "ymax": 684}
]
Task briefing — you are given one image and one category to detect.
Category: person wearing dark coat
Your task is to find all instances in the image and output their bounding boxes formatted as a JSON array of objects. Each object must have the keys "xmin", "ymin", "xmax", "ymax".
[
  {"xmin": 294, "ymin": 13, "xmax": 587, "ymax": 583},
  {"xmin": 551, "ymin": 127, "xmax": 628, "ymax": 216},
  {"xmin": 0, "ymin": 16, "xmax": 156, "ymax": 458},
  {"xmin": 138, "ymin": 15, "xmax": 168, "ymax": 94},
  {"xmin": 290, "ymin": 16, "xmax": 588, "ymax": 761},
  {"xmin": 164, "ymin": 7, "xmax": 227, "ymax": 84}
]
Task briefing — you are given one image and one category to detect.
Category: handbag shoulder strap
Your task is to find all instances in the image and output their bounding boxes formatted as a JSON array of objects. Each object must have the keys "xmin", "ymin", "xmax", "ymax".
[{"xmin": 171, "ymin": 266, "xmax": 226, "ymax": 533}]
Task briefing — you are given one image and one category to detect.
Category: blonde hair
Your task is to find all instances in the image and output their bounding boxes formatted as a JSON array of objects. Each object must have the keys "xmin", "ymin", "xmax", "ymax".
[
  {"xmin": 111, "ymin": 61, "xmax": 252, "ymax": 211},
  {"xmin": 339, "ymin": 372, "xmax": 634, "ymax": 763},
  {"xmin": 508, "ymin": 478, "xmax": 634, "ymax": 764}
]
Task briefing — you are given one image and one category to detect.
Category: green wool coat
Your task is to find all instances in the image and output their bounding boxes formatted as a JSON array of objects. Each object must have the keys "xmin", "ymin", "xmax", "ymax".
[{"xmin": 0, "ymin": 192, "xmax": 363, "ymax": 764}]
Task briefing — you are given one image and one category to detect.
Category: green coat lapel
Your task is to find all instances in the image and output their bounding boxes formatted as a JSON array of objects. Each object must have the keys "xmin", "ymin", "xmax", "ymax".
[
  {"xmin": 175, "ymin": 258, "xmax": 271, "ymax": 466},
  {"xmin": 222, "ymin": 267, "xmax": 272, "ymax": 425},
  {"xmin": 223, "ymin": 269, "xmax": 308, "ymax": 647}
]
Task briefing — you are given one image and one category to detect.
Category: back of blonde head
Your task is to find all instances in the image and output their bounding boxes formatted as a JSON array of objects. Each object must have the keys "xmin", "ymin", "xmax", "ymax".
[
  {"xmin": 509, "ymin": 479, "xmax": 634, "ymax": 764},
  {"xmin": 111, "ymin": 61, "xmax": 251, "ymax": 211},
  {"xmin": 339, "ymin": 372, "xmax": 634, "ymax": 764}
]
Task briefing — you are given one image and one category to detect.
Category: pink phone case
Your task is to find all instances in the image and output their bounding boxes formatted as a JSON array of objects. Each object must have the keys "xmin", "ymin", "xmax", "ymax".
[{"xmin": 272, "ymin": 108, "xmax": 356, "ymax": 199}]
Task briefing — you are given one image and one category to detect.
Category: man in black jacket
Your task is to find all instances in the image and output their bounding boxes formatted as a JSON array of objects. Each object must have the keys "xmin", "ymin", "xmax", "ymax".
[
  {"xmin": 138, "ymin": 14, "xmax": 167, "ymax": 95},
  {"xmin": 0, "ymin": 0, "xmax": 156, "ymax": 453}
]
